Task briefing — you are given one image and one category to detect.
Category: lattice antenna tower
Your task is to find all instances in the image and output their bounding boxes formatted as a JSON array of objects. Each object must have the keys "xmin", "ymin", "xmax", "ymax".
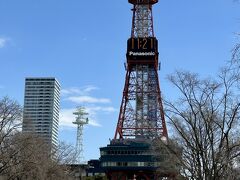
[
  {"xmin": 73, "ymin": 106, "xmax": 89, "ymax": 164},
  {"xmin": 114, "ymin": 0, "xmax": 168, "ymax": 141}
]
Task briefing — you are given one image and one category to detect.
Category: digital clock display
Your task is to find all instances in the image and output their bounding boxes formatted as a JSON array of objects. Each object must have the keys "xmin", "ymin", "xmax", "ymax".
[{"xmin": 127, "ymin": 37, "xmax": 158, "ymax": 60}]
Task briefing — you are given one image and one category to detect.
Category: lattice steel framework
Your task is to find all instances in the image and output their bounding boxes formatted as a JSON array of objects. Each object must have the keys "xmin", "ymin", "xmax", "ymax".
[
  {"xmin": 131, "ymin": 4, "xmax": 154, "ymax": 37},
  {"xmin": 73, "ymin": 107, "xmax": 89, "ymax": 164},
  {"xmin": 114, "ymin": 0, "xmax": 168, "ymax": 140}
]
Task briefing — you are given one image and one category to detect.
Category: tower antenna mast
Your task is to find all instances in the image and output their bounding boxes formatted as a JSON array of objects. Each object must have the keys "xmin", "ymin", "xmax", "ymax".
[{"xmin": 73, "ymin": 106, "xmax": 89, "ymax": 164}]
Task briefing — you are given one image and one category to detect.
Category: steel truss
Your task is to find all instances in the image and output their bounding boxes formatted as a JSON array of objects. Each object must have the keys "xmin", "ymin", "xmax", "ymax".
[{"xmin": 114, "ymin": 2, "xmax": 167, "ymax": 140}]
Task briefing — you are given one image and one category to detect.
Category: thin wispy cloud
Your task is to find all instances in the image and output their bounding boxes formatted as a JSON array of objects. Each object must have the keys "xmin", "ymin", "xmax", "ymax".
[
  {"xmin": 60, "ymin": 85, "xmax": 116, "ymax": 128},
  {"xmin": 62, "ymin": 86, "xmax": 108, "ymax": 104},
  {"xmin": 61, "ymin": 86, "xmax": 98, "ymax": 96},
  {"xmin": 87, "ymin": 106, "xmax": 117, "ymax": 113},
  {"xmin": 67, "ymin": 96, "xmax": 111, "ymax": 104},
  {"xmin": 61, "ymin": 88, "xmax": 82, "ymax": 95},
  {"xmin": 84, "ymin": 86, "xmax": 99, "ymax": 93},
  {"xmin": 0, "ymin": 37, "xmax": 9, "ymax": 48}
]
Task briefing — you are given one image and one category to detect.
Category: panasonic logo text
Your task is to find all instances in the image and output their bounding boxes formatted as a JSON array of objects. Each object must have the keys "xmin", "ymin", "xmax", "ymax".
[{"xmin": 129, "ymin": 51, "xmax": 155, "ymax": 56}]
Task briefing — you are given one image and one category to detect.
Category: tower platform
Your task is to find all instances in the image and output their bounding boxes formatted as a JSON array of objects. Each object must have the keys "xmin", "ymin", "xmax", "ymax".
[{"xmin": 100, "ymin": 139, "xmax": 169, "ymax": 180}]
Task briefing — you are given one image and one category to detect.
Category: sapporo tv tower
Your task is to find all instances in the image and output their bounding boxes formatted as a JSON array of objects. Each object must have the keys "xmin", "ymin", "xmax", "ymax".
[{"xmin": 100, "ymin": 0, "xmax": 172, "ymax": 179}]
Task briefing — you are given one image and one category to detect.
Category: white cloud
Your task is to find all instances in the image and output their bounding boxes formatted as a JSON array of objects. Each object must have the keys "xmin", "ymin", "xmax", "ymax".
[
  {"xmin": 66, "ymin": 96, "xmax": 111, "ymax": 104},
  {"xmin": 61, "ymin": 88, "xmax": 82, "ymax": 95},
  {"xmin": 61, "ymin": 86, "xmax": 98, "ymax": 96},
  {"xmin": 59, "ymin": 106, "xmax": 117, "ymax": 128},
  {"xmin": 60, "ymin": 85, "xmax": 116, "ymax": 128},
  {"xmin": 87, "ymin": 106, "xmax": 117, "ymax": 113},
  {"xmin": 0, "ymin": 37, "xmax": 9, "ymax": 48},
  {"xmin": 83, "ymin": 86, "xmax": 98, "ymax": 93},
  {"xmin": 59, "ymin": 108, "xmax": 101, "ymax": 128}
]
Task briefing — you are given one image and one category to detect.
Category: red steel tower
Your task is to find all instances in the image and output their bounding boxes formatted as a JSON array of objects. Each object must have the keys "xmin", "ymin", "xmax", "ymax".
[
  {"xmin": 114, "ymin": 0, "xmax": 168, "ymax": 140},
  {"xmin": 99, "ymin": 1, "xmax": 172, "ymax": 179}
]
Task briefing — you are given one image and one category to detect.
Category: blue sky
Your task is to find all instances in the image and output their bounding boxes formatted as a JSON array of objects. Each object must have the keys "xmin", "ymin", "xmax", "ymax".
[{"xmin": 0, "ymin": 0, "xmax": 240, "ymax": 161}]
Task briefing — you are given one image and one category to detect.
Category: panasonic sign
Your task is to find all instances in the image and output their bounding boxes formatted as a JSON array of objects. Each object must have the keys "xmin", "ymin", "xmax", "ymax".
[{"xmin": 129, "ymin": 51, "xmax": 155, "ymax": 56}]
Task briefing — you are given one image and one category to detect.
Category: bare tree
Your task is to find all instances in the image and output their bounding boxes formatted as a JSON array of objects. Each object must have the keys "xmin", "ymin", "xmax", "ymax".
[
  {"xmin": 54, "ymin": 141, "xmax": 77, "ymax": 165},
  {"xmin": 152, "ymin": 138, "xmax": 183, "ymax": 179},
  {"xmin": 3, "ymin": 134, "xmax": 75, "ymax": 180},
  {"xmin": 232, "ymin": 36, "xmax": 240, "ymax": 64},
  {"xmin": 1, "ymin": 132, "xmax": 77, "ymax": 180},
  {"xmin": 0, "ymin": 97, "xmax": 22, "ymax": 175},
  {"xmin": 164, "ymin": 61, "xmax": 240, "ymax": 179},
  {"xmin": 0, "ymin": 97, "xmax": 76, "ymax": 179}
]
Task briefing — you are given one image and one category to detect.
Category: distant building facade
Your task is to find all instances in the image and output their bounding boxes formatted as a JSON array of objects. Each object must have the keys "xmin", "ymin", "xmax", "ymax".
[{"xmin": 22, "ymin": 77, "xmax": 60, "ymax": 151}]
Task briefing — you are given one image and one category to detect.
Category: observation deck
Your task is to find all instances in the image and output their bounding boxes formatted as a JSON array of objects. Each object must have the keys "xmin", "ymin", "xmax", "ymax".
[{"xmin": 100, "ymin": 139, "xmax": 166, "ymax": 179}]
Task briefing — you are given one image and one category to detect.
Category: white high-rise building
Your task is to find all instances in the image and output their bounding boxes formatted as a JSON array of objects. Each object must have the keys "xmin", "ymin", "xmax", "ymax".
[{"xmin": 22, "ymin": 78, "xmax": 60, "ymax": 151}]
